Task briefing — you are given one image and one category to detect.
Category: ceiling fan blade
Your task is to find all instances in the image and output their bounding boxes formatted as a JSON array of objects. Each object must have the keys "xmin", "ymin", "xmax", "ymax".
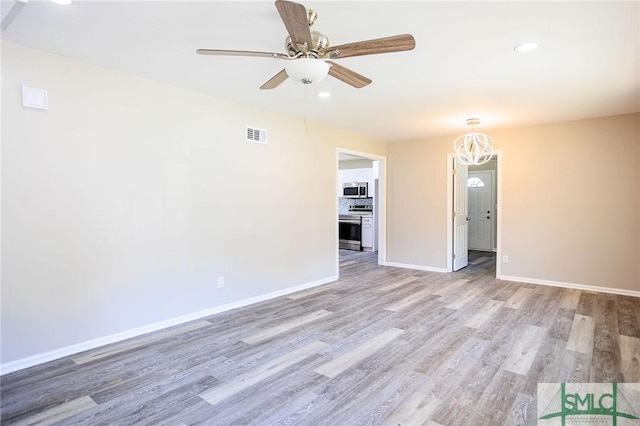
[
  {"xmin": 260, "ymin": 69, "xmax": 289, "ymax": 90},
  {"xmin": 325, "ymin": 34, "xmax": 416, "ymax": 59},
  {"xmin": 275, "ymin": 0, "xmax": 312, "ymax": 52},
  {"xmin": 197, "ymin": 49, "xmax": 291, "ymax": 60},
  {"xmin": 327, "ymin": 62, "xmax": 372, "ymax": 88}
]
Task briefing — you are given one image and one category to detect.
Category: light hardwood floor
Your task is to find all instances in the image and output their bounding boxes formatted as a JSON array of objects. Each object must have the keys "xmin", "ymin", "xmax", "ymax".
[{"xmin": 1, "ymin": 250, "xmax": 639, "ymax": 425}]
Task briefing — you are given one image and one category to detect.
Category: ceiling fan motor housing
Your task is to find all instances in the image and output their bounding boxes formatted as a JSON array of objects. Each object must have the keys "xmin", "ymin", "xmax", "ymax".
[{"xmin": 285, "ymin": 31, "xmax": 329, "ymax": 58}]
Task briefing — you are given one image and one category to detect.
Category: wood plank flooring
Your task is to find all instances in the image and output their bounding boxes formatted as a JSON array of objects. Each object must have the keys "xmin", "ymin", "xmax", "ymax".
[{"xmin": 1, "ymin": 250, "xmax": 639, "ymax": 425}]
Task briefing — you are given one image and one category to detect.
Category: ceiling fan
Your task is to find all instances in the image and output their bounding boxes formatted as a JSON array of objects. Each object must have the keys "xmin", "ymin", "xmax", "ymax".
[{"xmin": 196, "ymin": 0, "xmax": 416, "ymax": 90}]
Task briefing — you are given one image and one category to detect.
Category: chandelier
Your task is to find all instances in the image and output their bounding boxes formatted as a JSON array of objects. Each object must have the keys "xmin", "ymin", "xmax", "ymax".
[{"xmin": 453, "ymin": 118, "xmax": 494, "ymax": 166}]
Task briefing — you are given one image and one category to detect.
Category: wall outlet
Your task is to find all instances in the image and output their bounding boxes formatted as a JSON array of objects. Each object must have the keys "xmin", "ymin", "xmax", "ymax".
[
  {"xmin": 502, "ymin": 255, "xmax": 510, "ymax": 264},
  {"xmin": 217, "ymin": 276, "xmax": 224, "ymax": 288}
]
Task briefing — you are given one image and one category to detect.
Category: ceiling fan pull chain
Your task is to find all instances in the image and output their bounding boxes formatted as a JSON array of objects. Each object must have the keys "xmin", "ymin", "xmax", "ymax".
[{"xmin": 304, "ymin": 84, "xmax": 309, "ymax": 135}]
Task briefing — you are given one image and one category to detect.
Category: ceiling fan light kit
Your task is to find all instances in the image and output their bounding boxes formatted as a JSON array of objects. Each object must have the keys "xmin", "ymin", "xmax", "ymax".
[
  {"xmin": 196, "ymin": 0, "xmax": 415, "ymax": 90},
  {"xmin": 284, "ymin": 58, "xmax": 329, "ymax": 84},
  {"xmin": 453, "ymin": 118, "xmax": 494, "ymax": 166}
]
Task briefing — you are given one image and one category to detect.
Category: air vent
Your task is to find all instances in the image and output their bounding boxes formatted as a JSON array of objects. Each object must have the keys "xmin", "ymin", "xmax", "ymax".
[{"xmin": 246, "ymin": 126, "xmax": 267, "ymax": 144}]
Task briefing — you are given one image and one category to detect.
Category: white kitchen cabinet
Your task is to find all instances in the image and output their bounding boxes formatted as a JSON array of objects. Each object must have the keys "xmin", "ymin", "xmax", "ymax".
[
  {"xmin": 367, "ymin": 175, "xmax": 375, "ymax": 198},
  {"xmin": 361, "ymin": 216, "xmax": 374, "ymax": 251},
  {"xmin": 358, "ymin": 168, "xmax": 371, "ymax": 185},
  {"xmin": 337, "ymin": 170, "xmax": 345, "ymax": 197},
  {"xmin": 342, "ymin": 168, "xmax": 370, "ymax": 185},
  {"xmin": 369, "ymin": 161, "xmax": 379, "ymax": 196}
]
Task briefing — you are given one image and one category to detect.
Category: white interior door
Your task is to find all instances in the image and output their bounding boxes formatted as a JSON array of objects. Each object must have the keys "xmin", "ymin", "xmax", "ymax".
[
  {"xmin": 453, "ymin": 159, "xmax": 469, "ymax": 271},
  {"xmin": 468, "ymin": 171, "xmax": 493, "ymax": 251}
]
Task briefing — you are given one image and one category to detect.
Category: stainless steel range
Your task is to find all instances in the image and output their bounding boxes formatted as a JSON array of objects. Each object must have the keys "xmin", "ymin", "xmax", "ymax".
[
  {"xmin": 349, "ymin": 205, "xmax": 373, "ymax": 214},
  {"xmin": 338, "ymin": 214, "xmax": 361, "ymax": 251}
]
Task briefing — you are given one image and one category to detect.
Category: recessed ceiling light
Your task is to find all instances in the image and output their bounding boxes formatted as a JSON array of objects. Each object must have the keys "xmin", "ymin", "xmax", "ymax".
[
  {"xmin": 317, "ymin": 92, "xmax": 331, "ymax": 99},
  {"xmin": 514, "ymin": 42, "xmax": 539, "ymax": 52}
]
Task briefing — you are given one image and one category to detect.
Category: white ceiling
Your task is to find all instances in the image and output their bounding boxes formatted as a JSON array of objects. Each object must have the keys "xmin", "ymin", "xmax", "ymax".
[{"xmin": 2, "ymin": 1, "xmax": 639, "ymax": 141}]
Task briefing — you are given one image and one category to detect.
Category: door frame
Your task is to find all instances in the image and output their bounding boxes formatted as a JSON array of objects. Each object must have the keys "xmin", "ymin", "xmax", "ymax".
[
  {"xmin": 446, "ymin": 150, "xmax": 503, "ymax": 276},
  {"xmin": 336, "ymin": 148, "xmax": 387, "ymax": 272}
]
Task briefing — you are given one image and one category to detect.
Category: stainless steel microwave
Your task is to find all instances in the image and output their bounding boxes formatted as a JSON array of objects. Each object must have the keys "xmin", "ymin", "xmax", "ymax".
[{"xmin": 343, "ymin": 182, "xmax": 368, "ymax": 198}]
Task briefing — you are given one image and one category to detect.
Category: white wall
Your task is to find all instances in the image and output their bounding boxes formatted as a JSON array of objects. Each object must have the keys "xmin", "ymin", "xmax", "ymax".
[
  {"xmin": 387, "ymin": 114, "xmax": 640, "ymax": 293},
  {"xmin": 0, "ymin": 41, "xmax": 385, "ymax": 365}
]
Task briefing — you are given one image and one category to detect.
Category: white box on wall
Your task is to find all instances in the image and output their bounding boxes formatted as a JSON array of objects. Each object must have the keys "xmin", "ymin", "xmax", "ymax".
[{"xmin": 21, "ymin": 86, "xmax": 48, "ymax": 110}]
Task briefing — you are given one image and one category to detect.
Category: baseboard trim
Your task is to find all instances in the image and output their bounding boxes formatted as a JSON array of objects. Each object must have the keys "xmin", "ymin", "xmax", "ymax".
[
  {"xmin": 0, "ymin": 275, "xmax": 338, "ymax": 376},
  {"xmin": 384, "ymin": 261, "xmax": 448, "ymax": 274},
  {"xmin": 499, "ymin": 275, "xmax": 640, "ymax": 298}
]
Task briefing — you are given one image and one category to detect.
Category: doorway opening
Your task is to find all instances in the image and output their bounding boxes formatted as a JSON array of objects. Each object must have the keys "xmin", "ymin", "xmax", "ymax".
[
  {"xmin": 336, "ymin": 148, "xmax": 387, "ymax": 276},
  {"xmin": 468, "ymin": 169, "xmax": 495, "ymax": 252},
  {"xmin": 460, "ymin": 250, "xmax": 497, "ymax": 278},
  {"xmin": 446, "ymin": 151, "xmax": 502, "ymax": 277}
]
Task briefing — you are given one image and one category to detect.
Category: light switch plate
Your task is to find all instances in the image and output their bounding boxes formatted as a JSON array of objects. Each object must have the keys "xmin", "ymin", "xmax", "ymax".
[{"xmin": 21, "ymin": 86, "xmax": 48, "ymax": 110}]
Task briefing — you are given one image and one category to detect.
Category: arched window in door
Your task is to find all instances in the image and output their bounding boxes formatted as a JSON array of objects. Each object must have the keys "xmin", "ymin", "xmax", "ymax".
[{"xmin": 467, "ymin": 177, "xmax": 485, "ymax": 188}]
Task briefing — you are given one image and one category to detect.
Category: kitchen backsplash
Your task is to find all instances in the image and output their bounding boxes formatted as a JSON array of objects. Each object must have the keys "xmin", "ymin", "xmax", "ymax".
[{"xmin": 339, "ymin": 197, "xmax": 373, "ymax": 214}]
